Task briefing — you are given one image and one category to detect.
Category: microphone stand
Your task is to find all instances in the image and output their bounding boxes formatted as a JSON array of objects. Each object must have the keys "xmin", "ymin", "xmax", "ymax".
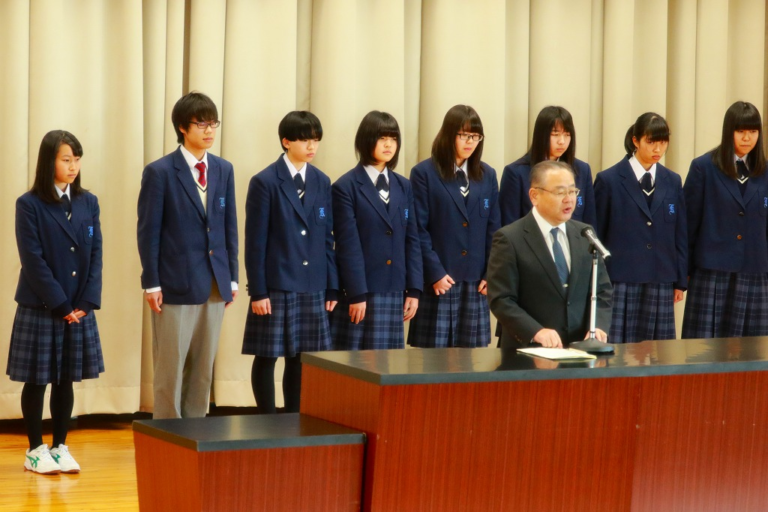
[{"xmin": 569, "ymin": 244, "xmax": 614, "ymax": 354}]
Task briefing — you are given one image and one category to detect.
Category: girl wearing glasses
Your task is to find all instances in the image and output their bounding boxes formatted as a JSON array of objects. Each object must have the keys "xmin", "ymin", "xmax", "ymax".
[
  {"xmin": 408, "ymin": 105, "xmax": 501, "ymax": 348},
  {"xmin": 243, "ymin": 111, "xmax": 338, "ymax": 414},
  {"xmin": 7, "ymin": 130, "xmax": 104, "ymax": 474},
  {"xmin": 593, "ymin": 112, "xmax": 687, "ymax": 343},
  {"xmin": 499, "ymin": 106, "xmax": 596, "ymax": 228},
  {"xmin": 330, "ymin": 111, "xmax": 423, "ymax": 349},
  {"xmin": 682, "ymin": 101, "xmax": 768, "ymax": 338}
]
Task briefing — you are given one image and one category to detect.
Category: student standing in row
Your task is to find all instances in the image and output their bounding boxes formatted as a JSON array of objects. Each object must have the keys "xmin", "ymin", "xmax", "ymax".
[
  {"xmin": 408, "ymin": 105, "xmax": 501, "ymax": 348},
  {"xmin": 499, "ymin": 106, "xmax": 596, "ymax": 228},
  {"xmin": 331, "ymin": 111, "xmax": 422, "ymax": 349},
  {"xmin": 8, "ymin": 130, "xmax": 104, "ymax": 474},
  {"xmin": 243, "ymin": 111, "xmax": 338, "ymax": 413},
  {"xmin": 137, "ymin": 92, "xmax": 239, "ymax": 419},
  {"xmin": 594, "ymin": 113, "xmax": 687, "ymax": 343},
  {"xmin": 683, "ymin": 101, "xmax": 768, "ymax": 338}
]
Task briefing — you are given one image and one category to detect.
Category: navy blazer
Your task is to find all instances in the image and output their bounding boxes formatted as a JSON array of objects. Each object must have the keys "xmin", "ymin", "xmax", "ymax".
[
  {"xmin": 332, "ymin": 165, "xmax": 423, "ymax": 299},
  {"xmin": 594, "ymin": 158, "xmax": 687, "ymax": 290},
  {"xmin": 245, "ymin": 155, "xmax": 338, "ymax": 299},
  {"xmin": 499, "ymin": 155, "xmax": 597, "ymax": 228},
  {"xmin": 15, "ymin": 191, "xmax": 102, "ymax": 315},
  {"xmin": 684, "ymin": 153, "xmax": 768, "ymax": 274},
  {"xmin": 137, "ymin": 148, "xmax": 238, "ymax": 304},
  {"xmin": 410, "ymin": 158, "xmax": 501, "ymax": 285}
]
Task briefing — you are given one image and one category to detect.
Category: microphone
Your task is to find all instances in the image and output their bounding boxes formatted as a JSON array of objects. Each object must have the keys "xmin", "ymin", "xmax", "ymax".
[{"xmin": 581, "ymin": 227, "xmax": 611, "ymax": 259}]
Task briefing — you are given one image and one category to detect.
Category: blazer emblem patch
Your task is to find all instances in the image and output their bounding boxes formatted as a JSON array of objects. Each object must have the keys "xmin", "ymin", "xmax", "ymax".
[
  {"xmin": 404, "ymin": 208, "xmax": 409, "ymax": 220},
  {"xmin": 88, "ymin": 226, "xmax": 94, "ymax": 238},
  {"xmin": 318, "ymin": 207, "xmax": 326, "ymax": 219},
  {"xmin": 764, "ymin": 197, "xmax": 767, "ymax": 208},
  {"xmin": 219, "ymin": 197, "xmax": 226, "ymax": 209},
  {"xmin": 483, "ymin": 198, "xmax": 490, "ymax": 210},
  {"xmin": 577, "ymin": 196, "xmax": 583, "ymax": 207},
  {"xmin": 668, "ymin": 203, "xmax": 675, "ymax": 215}
]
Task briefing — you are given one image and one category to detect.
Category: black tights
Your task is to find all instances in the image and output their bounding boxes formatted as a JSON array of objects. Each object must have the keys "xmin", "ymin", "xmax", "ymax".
[
  {"xmin": 251, "ymin": 356, "xmax": 302, "ymax": 414},
  {"xmin": 21, "ymin": 381, "xmax": 74, "ymax": 450}
]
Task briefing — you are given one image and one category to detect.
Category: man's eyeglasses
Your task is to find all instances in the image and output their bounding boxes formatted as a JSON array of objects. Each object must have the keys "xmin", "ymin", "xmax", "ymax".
[
  {"xmin": 191, "ymin": 120, "xmax": 221, "ymax": 130},
  {"xmin": 534, "ymin": 187, "xmax": 580, "ymax": 198}
]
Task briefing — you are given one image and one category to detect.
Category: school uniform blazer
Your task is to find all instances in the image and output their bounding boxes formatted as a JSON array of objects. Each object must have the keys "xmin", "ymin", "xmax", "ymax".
[
  {"xmin": 684, "ymin": 153, "xmax": 768, "ymax": 274},
  {"xmin": 410, "ymin": 158, "xmax": 501, "ymax": 285},
  {"xmin": 594, "ymin": 158, "xmax": 687, "ymax": 290},
  {"xmin": 332, "ymin": 165, "xmax": 423, "ymax": 300},
  {"xmin": 15, "ymin": 191, "xmax": 102, "ymax": 316},
  {"xmin": 499, "ymin": 155, "xmax": 597, "ymax": 228},
  {"xmin": 487, "ymin": 213, "xmax": 612, "ymax": 348},
  {"xmin": 245, "ymin": 155, "xmax": 338, "ymax": 299},
  {"xmin": 137, "ymin": 147, "xmax": 238, "ymax": 304}
]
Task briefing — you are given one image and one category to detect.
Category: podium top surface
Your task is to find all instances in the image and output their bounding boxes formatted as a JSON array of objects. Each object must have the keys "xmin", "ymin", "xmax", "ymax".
[
  {"xmin": 301, "ymin": 337, "xmax": 768, "ymax": 385},
  {"xmin": 133, "ymin": 413, "xmax": 365, "ymax": 452}
]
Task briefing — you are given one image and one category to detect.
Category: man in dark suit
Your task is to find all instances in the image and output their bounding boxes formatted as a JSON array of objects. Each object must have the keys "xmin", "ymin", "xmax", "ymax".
[
  {"xmin": 137, "ymin": 92, "xmax": 238, "ymax": 418},
  {"xmin": 488, "ymin": 160, "xmax": 612, "ymax": 348}
]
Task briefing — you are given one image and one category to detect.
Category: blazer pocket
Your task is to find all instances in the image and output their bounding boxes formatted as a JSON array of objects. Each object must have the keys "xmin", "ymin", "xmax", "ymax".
[
  {"xmin": 82, "ymin": 223, "xmax": 95, "ymax": 244},
  {"xmin": 663, "ymin": 201, "xmax": 677, "ymax": 223},
  {"xmin": 315, "ymin": 205, "xmax": 328, "ymax": 225}
]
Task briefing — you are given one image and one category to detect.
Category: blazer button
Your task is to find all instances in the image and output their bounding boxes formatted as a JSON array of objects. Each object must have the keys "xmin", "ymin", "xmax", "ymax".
[
  {"xmin": 461, "ymin": 250, "xmax": 468, "ymax": 256},
  {"xmin": 462, "ymin": 222, "xmax": 468, "ymax": 227},
  {"xmin": 303, "ymin": 260, "xmax": 309, "ymax": 266},
  {"xmin": 71, "ymin": 271, "xmax": 77, "ymax": 277},
  {"xmin": 70, "ymin": 247, "xmax": 75, "ymax": 252},
  {"xmin": 209, "ymin": 250, "xmax": 214, "ymax": 255},
  {"xmin": 386, "ymin": 259, "xmax": 392, "ymax": 265},
  {"xmin": 646, "ymin": 221, "xmax": 652, "ymax": 226},
  {"xmin": 737, "ymin": 235, "xmax": 743, "ymax": 240},
  {"xmin": 301, "ymin": 230, "xmax": 307, "ymax": 236},
  {"xmin": 739, "ymin": 212, "xmax": 745, "ymax": 216},
  {"xmin": 207, "ymin": 227, "xmax": 211, "ymax": 232},
  {"xmin": 646, "ymin": 244, "xmax": 652, "ymax": 249},
  {"xmin": 386, "ymin": 230, "xmax": 393, "ymax": 236}
]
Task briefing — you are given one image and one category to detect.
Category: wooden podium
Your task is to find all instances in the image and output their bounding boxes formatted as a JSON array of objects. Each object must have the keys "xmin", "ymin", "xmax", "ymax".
[{"xmin": 301, "ymin": 338, "xmax": 768, "ymax": 512}]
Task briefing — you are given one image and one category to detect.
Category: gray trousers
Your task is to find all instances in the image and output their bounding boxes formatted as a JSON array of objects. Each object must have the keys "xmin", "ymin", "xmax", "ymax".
[{"xmin": 151, "ymin": 285, "xmax": 225, "ymax": 419}]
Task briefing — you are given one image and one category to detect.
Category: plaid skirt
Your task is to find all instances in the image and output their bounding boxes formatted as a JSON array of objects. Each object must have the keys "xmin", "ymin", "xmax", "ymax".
[
  {"xmin": 6, "ymin": 306, "xmax": 104, "ymax": 385},
  {"xmin": 407, "ymin": 280, "xmax": 491, "ymax": 348},
  {"xmin": 330, "ymin": 292, "xmax": 405, "ymax": 350},
  {"xmin": 682, "ymin": 269, "xmax": 768, "ymax": 339},
  {"xmin": 242, "ymin": 290, "xmax": 331, "ymax": 358},
  {"xmin": 609, "ymin": 282, "xmax": 676, "ymax": 343}
]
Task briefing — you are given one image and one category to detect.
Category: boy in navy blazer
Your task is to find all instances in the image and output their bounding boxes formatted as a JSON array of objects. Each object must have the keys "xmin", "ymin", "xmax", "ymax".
[{"xmin": 137, "ymin": 92, "xmax": 238, "ymax": 419}]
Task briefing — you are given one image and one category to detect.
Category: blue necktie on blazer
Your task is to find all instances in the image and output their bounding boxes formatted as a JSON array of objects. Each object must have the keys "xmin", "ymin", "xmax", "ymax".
[
  {"xmin": 61, "ymin": 195, "xmax": 72, "ymax": 221},
  {"xmin": 294, "ymin": 173, "xmax": 305, "ymax": 204},
  {"xmin": 551, "ymin": 227, "xmax": 569, "ymax": 286}
]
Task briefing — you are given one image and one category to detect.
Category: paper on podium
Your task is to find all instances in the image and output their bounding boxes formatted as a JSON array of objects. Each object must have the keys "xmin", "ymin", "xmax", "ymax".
[{"xmin": 517, "ymin": 347, "xmax": 597, "ymax": 360}]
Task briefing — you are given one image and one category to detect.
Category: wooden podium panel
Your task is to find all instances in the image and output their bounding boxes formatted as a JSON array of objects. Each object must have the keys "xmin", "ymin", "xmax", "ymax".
[
  {"xmin": 133, "ymin": 414, "xmax": 365, "ymax": 512},
  {"xmin": 301, "ymin": 339, "xmax": 768, "ymax": 512}
]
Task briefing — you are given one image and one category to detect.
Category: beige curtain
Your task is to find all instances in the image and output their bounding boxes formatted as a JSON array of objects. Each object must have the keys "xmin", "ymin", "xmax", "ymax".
[{"xmin": 1, "ymin": 0, "xmax": 766, "ymax": 418}]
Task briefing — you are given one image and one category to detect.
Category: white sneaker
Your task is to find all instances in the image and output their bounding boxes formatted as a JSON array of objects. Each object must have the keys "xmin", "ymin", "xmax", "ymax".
[
  {"xmin": 24, "ymin": 444, "xmax": 61, "ymax": 474},
  {"xmin": 50, "ymin": 444, "xmax": 81, "ymax": 473}
]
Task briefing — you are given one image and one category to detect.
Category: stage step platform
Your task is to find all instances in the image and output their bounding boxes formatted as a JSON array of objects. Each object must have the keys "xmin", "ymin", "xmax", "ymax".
[{"xmin": 133, "ymin": 413, "xmax": 365, "ymax": 512}]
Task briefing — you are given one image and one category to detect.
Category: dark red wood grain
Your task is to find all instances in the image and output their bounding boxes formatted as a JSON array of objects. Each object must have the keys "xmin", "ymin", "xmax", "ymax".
[
  {"xmin": 302, "ymin": 366, "xmax": 768, "ymax": 511},
  {"xmin": 134, "ymin": 429, "xmax": 364, "ymax": 511}
]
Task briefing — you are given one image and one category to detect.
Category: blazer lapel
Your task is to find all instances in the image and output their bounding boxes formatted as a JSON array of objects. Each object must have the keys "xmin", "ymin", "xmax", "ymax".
[
  {"xmin": 742, "ymin": 173, "xmax": 759, "ymax": 207},
  {"xmin": 303, "ymin": 166, "xmax": 318, "ymax": 219},
  {"xmin": 648, "ymin": 168, "xmax": 667, "ymax": 216},
  {"xmin": 356, "ymin": 166, "xmax": 393, "ymax": 227},
  {"xmin": 44, "ymin": 200, "xmax": 78, "ymax": 243},
  {"xmin": 439, "ymin": 172, "xmax": 469, "ymax": 220},
  {"xmin": 522, "ymin": 213, "xmax": 567, "ymax": 298},
  {"xmin": 276, "ymin": 157, "xmax": 309, "ymax": 226},
  {"xmin": 205, "ymin": 157, "xmax": 220, "ymax": 216},
  {"xmin": 387, "ymin": 172, "xmax": 403, "ymax": 225},
  {"xmin": 174, "ymin": 150, "xmax": 206, "ymax": 220},
  {"xmin": 618, "ymin": 160, "xmax": 652, "ymax": 220},
  {"xmin": 714, "ymin": 166, "xmax": 746, "ymax": 208},
  {"xmin": 565, "ymin": 221, "xmax": 590, "ymax": 299}
]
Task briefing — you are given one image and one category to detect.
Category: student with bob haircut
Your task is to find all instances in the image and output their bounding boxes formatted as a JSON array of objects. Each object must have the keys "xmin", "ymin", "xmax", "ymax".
[
  {"xmin": 594, "ymin": 112, "xmax": 687, "ymax": 343},
  {"xmin": 137, "ymin": 91, "xmax": 239, "ymax": 419},
  {"xmin": 8, "ymin": 130, "xmax": 104, "ymax": 474},
  {"xmin": 330, "ymin": 111, "xmax": 423, "ymax": 349},
  {"xmin": 408, "ymin": 104, "xmax": 501, "ymax": 348},
  {"xmin": 243, "ymin": 110, "xmax": 338, "ymax": 413},
  {"xmin": 499, "ymin": 106, "xmax": 596, "ymax": 227},
  {"xmin": 683, "ymin": 101, "xmax": 768, "ymax": 338}
]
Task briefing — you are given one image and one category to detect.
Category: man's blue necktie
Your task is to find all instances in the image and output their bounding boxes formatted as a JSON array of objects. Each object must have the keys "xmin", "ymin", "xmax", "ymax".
[{"xmin": 551, "ymin": 227, "xmax": 569, "ymax": 286}]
